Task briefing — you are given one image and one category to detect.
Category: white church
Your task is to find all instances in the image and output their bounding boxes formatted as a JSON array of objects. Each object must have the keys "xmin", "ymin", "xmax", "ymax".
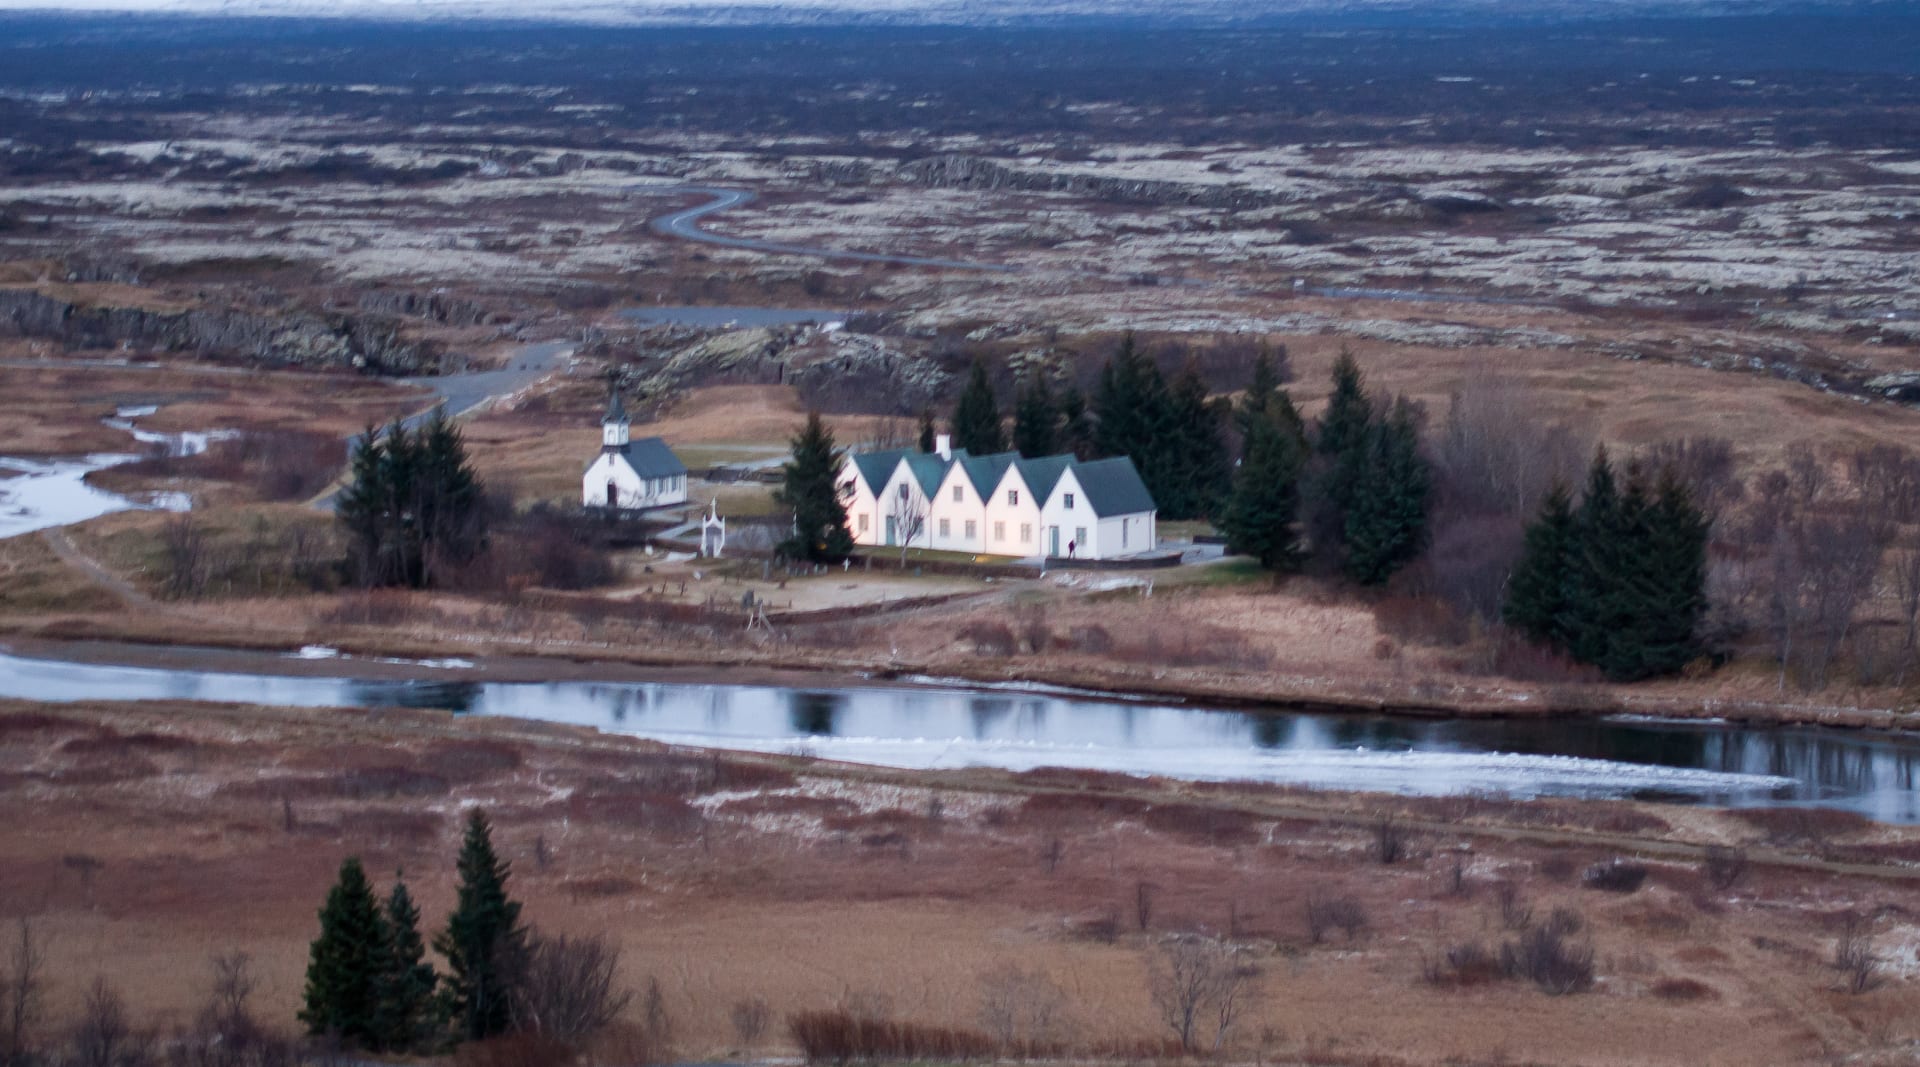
[
  {"xmin": 841, "ymin": 435, "xmax": 1157, "ymax": 561},
  {"xmin": 582, "ymin": 391, "xmax": 689, "ymax": 510}
]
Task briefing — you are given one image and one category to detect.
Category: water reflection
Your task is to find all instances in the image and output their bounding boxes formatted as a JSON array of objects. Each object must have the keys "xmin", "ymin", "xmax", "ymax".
[
  {"xmin": 788, "ymin": 691, "xmax": 843, "ymax": 735},
  {"xmin": 5, "ymin": 649, "xmax": 1920, "ymax": 822}
]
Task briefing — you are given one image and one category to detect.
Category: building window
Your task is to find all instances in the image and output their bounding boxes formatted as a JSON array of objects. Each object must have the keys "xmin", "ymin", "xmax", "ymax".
[
  {"xmin": 952, "ymin": 485, "xmax": 963, "ymax": 502},
  {"xmin": 899, "ymin": 483, "xmax": 910, "ymax": 501},
  {"xmin": 1007, "ymin": 489, "xmax": 1019, "ymax": 506},
  {"xmin": 994, "ymin": 521, "xmax": 1005, "ymax": 542},
  {"xmin": 965, "ymin": 520, "xmax": 977, "ymax": 539},
  {"xmin": 1075, "ymin": 526, "xmax": 1087, "ymax": 546},
  {"xmin": 1020, "ymin": 523, "xmax": 1032, "ymax": 544},
  {"xmin": 858, "ymin": 514, "xmax": 869, "ymax": 532},
  {"xmin": 1122, "ymin": 519, "xmax": 1129, "ymax": 547},
  {"xmin": 939, "ymin": 518, "xmax": 950, "ymax": 537},
  {"xmin": 1063, "ymin": 492, "xmax": 1075, "ymax": 509}
]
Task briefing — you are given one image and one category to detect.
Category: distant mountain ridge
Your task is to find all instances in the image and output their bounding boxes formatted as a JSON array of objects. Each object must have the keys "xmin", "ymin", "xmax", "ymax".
[{"xmin": 0, "ymin": 0, "xmax": 1903, "ymax": 25}]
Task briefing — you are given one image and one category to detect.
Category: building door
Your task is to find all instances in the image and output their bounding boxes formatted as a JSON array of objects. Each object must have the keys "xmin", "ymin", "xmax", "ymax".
[
  {"xmin": 1049, "ymin": 526, "xmax": 1059, "ymax": 557},
  {"xmin": 606, "ymin": 482, "xmax": 617, "ymax": 507},
  {"xmin": 885, "ymin": 516, "xmax": 896, "ymax": 546}
]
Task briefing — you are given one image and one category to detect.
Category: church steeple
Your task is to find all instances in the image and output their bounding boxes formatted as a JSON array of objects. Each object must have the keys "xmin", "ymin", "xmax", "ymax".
[{"xmin": 602, "ymin": 387, "xmax": 630, "ymax": 450}]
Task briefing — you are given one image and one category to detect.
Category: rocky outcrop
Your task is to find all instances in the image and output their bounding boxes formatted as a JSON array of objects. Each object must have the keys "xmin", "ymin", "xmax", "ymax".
[
  {"xmin": 356, "ymin": 288, "xmax": 498, "ymax": 328},
  {"xmin": 0, "ymin": 287, "xmax": 441, "ymax": 374}
]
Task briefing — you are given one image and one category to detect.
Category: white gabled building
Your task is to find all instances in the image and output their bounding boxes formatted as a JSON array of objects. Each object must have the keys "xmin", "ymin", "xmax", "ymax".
[
  {"xmin": 583, "ymin": 392, "xmax": 689, "ymax": 510},
  {"xmin": 839, "ymin": 435, "xmax": 1157, "ymax": 561}
]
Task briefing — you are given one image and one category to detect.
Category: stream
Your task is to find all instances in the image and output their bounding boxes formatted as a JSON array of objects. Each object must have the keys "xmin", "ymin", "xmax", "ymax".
[{"xmin": 0, "ymin": 406, "xmax": 228, "ymax": 541}]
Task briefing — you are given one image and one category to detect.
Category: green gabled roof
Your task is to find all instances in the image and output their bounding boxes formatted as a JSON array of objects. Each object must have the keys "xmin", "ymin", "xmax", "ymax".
[
  {"xmin": 851, "ymin": 449, "xmax": 911, "ymax": 495},
  {"xmin": 1014, "ymin": 455, "xmax": 1073, "ymax": 505},
  {"xmin": 960, "ymin": 451, "xmax": 1019, "ymax": 499},
  {"xmin": 1074, "ymin": 456, "xmax": 1156, "ymax": 517},
  {"xmin": 903, "ymin": 452, "xmax": 948, "ymax": 496}
]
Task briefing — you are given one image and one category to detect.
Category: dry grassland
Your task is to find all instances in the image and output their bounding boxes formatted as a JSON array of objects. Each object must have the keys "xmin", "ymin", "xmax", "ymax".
[{"xmin": 5, "ymin": 698, "xmax": 1920, "ymax": 1067}]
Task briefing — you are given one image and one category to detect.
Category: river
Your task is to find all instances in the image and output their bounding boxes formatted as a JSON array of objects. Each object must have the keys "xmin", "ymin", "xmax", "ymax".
[{"xmin": 5, "ymin": 646, "xmax": 1920, "ymax": 822}]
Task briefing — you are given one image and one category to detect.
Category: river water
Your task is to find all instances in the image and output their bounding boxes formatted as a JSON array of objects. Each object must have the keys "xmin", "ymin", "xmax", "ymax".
[
  {"xmin": 0, "ymin": 406, "xmax": 226, "ymax": 540},
  {"xmin": 5, "ymin": 647, "xmax": 1919, "ymax": 821}
]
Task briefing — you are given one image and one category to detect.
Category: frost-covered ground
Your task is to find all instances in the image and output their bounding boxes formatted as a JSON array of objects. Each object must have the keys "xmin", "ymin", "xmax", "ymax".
[{"xmin": 9, "ymin": 130, "xmax": 1916, "ymax": 335}]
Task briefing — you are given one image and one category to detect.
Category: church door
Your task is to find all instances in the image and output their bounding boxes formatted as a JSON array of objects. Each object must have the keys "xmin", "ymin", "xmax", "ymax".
[{"xmin": 607, "ymin": 482, "xmax": 618, "ymax": 508}]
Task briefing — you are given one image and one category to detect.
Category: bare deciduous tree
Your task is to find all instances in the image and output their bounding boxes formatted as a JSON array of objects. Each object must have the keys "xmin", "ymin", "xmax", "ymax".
[
  {"xmin": 3, "ymin": 919, "xmax": 44, "ymax": 1067},
  {"xmin": 508, "ymin": 932, "xmax": 634, "ymax": 1046},
  {"xmin": 1834, "ymin": 912, "xmax": 1880, "ymax": 995},
  {"xmin": 976, "ymin": 964, "xmax": 1068, "ymax": 1053},
  {"xmin": 1436, "ymin": 371, "xmax": 1590, "ymax": 519},
  {"xmin": 888, "ymin": 485, "xmax": 930, "ymax": 564},
  {"xmin": 729, "ymin": 997, "xmax": 771, "ymax": 1049},
  {"xmin": 1147, "ymin": 936, "xmax": 1258, "ymax": 1054},
  {"xmin": 71, "ymin": 978, "xmax": 148, "ymax": 1067}
]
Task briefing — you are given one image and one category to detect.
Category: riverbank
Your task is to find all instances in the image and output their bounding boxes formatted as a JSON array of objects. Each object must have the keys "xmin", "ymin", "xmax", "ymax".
[{"xmin": 5, "ymin": 603, "xmax": 1917, "ymax": 737}]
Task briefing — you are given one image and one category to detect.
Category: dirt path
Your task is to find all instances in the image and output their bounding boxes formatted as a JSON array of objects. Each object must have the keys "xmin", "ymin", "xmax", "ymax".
[{"xmin": 39, "ymin": 526, "xmax": 153, "ymax": 609}]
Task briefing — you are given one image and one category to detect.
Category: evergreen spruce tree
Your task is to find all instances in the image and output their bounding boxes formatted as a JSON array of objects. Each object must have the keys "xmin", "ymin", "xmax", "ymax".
[
  {"xmin": 950, "ymin": 359, "xmax": 1006, "ymax": 455},
  {"xmin": 1316, "ymin": 347, "xmax": 1372, "ymax": 462},
  {"xmin": 416, "ymin": 405, "xmax": 487, "ymax": 584},
  {"xmin": 373, "ymin": 876, "xmax": 440, "ymax": 1053},
  {"xmin": 1221, "ymin": 409, "xmax": 1307, "ymax": 572},
  {"xmin": 435, "ymin": 811, "xmax": 526, "ymax": 1044},
  {"xmin": 1012, "ymin": 373, "xmax": 1059, "ymax": 458},
  {"xmin": 1093, "ymin": 333, "xmax": 1175, "ymax": 507},
  {"xmin": 1562, "ymin": 448, "xmax": 1622, "ymax": 668},
  {"xmin": 300, "ymin": 857, "xmax": 388, "ymax": 1046},
  {"xmin": 1502, "ymin": 482, "xmax": 1578, "ymax": 647},
  {"xmin": 1630, "ymin": 469, "xmax": 1710, "ymax": 679},
  {"xmin": 334, "ymin": 410, "xmax": 487, "ymax": 589},
  {"xmin": 776, "ymin": 413, "xmax": 855, "ymax": 564},
  {"xmin": 1339, "ymin": 397, "xmax": 1432, "ymax": 586},
  {"xmin": 1163, "ymin": 363, "xmax": 1230, "ymax": 520},
  {"xmin": 1308, "ymin": 348, "xmax": 1375, "ymax": 568},
  {"xmin": 1234, "ymin": 347, "xmax": 1281, "ymax": 445},
  {"xmin": 1057, "ymin": 384, "xmax": 1094, "ymax": 460},
  {"xmin": 916, "ymin": 408, "xmax": 937, "ymax": 453},
  {"xmin": 337, "ymin": 426, "xmax": 388, "ymax": 586}
]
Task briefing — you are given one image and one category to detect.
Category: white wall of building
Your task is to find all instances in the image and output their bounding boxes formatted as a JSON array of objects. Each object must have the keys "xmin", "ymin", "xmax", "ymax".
[
  {"xmin": 927, "ymin": 464, "xmax": 986, "ymax": 553},
  {"xmin": 980, "ymin": 465, "xmax": 1043, "ymax": 558},
  {"xmin": 583, "ymin": 453, "xmax": 688, "ymax": 510},
  {"xmin": 840, "ymin": 458, "xmax": 886, "ymax": 548},
  {"xmin": 1092, "ymin": 511, "xmax": 1155, "ymax": 559},
  {"xmin": 1038, "ymin": 467, "xmax": 1092, "ymax": 559},
  {"xmin": 876, "ymin": 462, "xmax": 934, "ymax": 550}
]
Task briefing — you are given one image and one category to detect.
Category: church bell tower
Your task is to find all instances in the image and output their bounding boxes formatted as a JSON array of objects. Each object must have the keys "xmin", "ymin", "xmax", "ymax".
[{"xmin": 602, "ymin": 389, "xmax": 630, "ymax": 450}]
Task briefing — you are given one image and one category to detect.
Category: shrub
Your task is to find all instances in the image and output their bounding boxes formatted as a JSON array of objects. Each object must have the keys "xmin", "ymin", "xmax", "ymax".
[
  {"xmin": 1423, "ymin": 940, "xmax": 1506, "ymax": 988},
  {"xmin": 1702, "ymin": 845, "xmax": 1748, "ymax": 891},
  {"xmin": 958, "ymin": 622, "xmax": 1018, "ymax": 657},
  {"xmin": 787, "ymin": 1009, "xmax": 992, "ymax": 1064},
  {"xmin": 1582, "ymin": 859, "xmax": 1650, "ymax": 894},
  {"xmin": 1501, "ymin": 922, "xmax": 1595, "ymax": 996},
  {"xmin": 1067, "ymin": 624, "xmax": 1113, "ymax": 653},
  {"xmin": 1651, "ymin": 977, "xmax": 1716, "ymax": 1001},
  {"xmin": 1305, "ymin": 892, "xmax": 1367, "ymax": 944}
]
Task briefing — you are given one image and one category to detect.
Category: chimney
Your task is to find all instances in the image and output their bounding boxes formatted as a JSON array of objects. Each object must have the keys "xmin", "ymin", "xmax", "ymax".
[{"xmin": 935, "ymin": 433, "xmax": 951, "ymax": 460}]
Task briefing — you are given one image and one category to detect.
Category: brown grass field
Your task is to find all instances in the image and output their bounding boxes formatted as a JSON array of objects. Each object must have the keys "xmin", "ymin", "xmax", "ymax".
[{"xmin": 6, "ymin": 697, "xmax": 1920, "ymax": 1066}]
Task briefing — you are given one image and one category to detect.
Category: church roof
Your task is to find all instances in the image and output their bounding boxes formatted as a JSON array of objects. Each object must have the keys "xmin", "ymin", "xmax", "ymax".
[
  {"xmin": 595, "ymin": 436, "xmax": 685, "ymax": 479},
  {"xmin": 604, "ymin": 389, "xmax": 629, "ymax": 424}
]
